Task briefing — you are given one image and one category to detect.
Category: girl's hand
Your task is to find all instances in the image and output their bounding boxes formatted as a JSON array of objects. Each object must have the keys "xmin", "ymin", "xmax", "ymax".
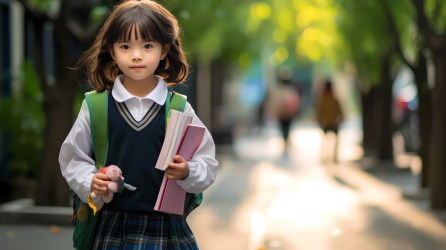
[
  {"xmin": 166, "ymin": 155, "xmax": 190, "ymax": 180},
  {"xmin": 91, "ymin": 173, "xmax": 111, "ymax": 195}
]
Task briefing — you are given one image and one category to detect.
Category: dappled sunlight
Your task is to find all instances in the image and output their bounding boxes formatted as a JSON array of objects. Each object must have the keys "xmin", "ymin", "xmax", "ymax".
[
  {"xmin": 250, "ymin": 212, "xmax": 266, "ymax": 235},
  {"xmin": 234, "ymin": 135, "xmax": 285, "ymax": 159},
  {"xmin": 291, "ymin": 0, "xmax": 340, "ymax": 63},
  {"xmin": 337, "ymin": 129, "xmax": 364, "ymax": 162},
  {"xmin": 393, "ymin": 131, "xmax": 423, "ymax": 175},
  {"xmin": 338, "ymin": 145, "xmax": 364, "ymax": 162},
  {"xmin": 190, "ymin": 126, "xmax": 446, "ymax": 249},
  {"xmin": 241, "ymin": 161, "xmax": 361, "ymax": 249},
  {"xmin": 248, "ymin": 212, "xmax": 266, "ymax": 250},
  {"xmin": 288, "ymin": 127, "xmax": 324, "ymax": 167},
  {"xmin": 287, "ymin": 125, "xmax": 364, "ymax": 164},
  {"xmin": 289, "ymin": 127, "xmax": 323, "ymax": 150},
  {"xmin": 266, "ymin": 186, "xmax": 357, "ymax": 228},
  {"xmin": 264, "ymin": 167, "xmax": 359, "ymax": 231},
  {"xmin": 270, "ymin": 47, "xmax": 290, "ymax": 66},
  {"xmin": 233, "ymin": 123, "xmax": 364, "ymax": 166}
]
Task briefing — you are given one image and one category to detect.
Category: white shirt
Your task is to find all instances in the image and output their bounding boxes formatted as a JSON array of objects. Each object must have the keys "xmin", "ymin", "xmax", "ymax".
[{"xmin": 59, "ymin": 74, "xmax": 219, "ymax": 203}]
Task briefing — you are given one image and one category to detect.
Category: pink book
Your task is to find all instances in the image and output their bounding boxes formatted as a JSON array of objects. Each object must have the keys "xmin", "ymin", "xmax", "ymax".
[{"xmin": 154, "ymin": 124, "xmax": 206, "ymax": 215}]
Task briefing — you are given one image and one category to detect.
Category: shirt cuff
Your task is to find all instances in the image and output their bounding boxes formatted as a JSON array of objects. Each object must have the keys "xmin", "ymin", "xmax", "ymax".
[
  {"xmin": 92, "ymin": 194, "xmax": 102, "ymax": 203},
  {"xmin": 82, "ymin": 173, "xmax": 100, "ymax": 203},
  {"xmin": 175, "ymin": 161, "xmax": 198, "ymax": 188}
]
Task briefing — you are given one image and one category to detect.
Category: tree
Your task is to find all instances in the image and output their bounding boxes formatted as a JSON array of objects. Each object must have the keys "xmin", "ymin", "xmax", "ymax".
[
  {"xmin": 17, "ymin": 0, "xmax": 115, "ymax": 206},
  {"xmin": 411, "ymin": 0, "xmax": 446, "ymax": 209},
  {"xmin": 163, "ymin": 0, "xmax": 261, "ymax": 64},
  {"xmin": 380, "ymin": 0, "xmax": 432, "ymax": 189},
  {"xmin": 164, "ymin": 0, "xmax": 269, "ymax": 131},
  {"xmin": 289, "ymin": 0, "xmax": 398, "ymax": 160}
]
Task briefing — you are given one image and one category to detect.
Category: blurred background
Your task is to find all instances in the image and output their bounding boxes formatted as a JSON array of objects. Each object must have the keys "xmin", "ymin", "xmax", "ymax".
[{"xmin": 2, "ymin": 0, "xmax": 446, "ymax": 249}]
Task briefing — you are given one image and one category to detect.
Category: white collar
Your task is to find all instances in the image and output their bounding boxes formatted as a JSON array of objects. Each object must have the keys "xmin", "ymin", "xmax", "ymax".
[{"xmin": 112, "ymin": 74, "xmax": 167, "ymax": 105}]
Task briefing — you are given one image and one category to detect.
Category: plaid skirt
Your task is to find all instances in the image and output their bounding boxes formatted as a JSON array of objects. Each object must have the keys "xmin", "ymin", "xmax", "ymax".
[{"xmin": 91, "ymin": 210, "xmax": 199, "ymax": 250}]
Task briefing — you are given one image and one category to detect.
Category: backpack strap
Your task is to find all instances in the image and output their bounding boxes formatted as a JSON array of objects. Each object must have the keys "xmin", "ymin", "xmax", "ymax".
[
  {"xmin": 69, "ymin": 91, "xmax": 109, "ymax": 249},
  {"xmin": 85, "ymin": 90, "xmax": 109, "ymax": 215},
  {"xmin": 165, "ymin": 91, "xmax": 187, "ymax": 129},
  {"xmin": 84, "ymin": 90, "xmax": 109, "ymax": 169}
]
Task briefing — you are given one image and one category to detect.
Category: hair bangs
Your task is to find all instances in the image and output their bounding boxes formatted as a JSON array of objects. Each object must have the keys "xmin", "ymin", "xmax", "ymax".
[{"xmin": 111, "ymin": 5, "xmax": 163, "ymax": 44}]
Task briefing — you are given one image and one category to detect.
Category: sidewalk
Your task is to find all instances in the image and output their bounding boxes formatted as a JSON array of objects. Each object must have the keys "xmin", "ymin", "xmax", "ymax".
[
  {"xmin": 1, "ymin": 121, "xmax": 446, "ymax": 250},
  {"xmin": 187, "ymin": 121, "xmax": 446, "ymax": 250}
]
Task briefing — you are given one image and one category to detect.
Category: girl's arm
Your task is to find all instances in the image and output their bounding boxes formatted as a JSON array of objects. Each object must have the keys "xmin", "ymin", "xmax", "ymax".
[
  {"xmin": 59, "ymin": 100, "xmax": 101, "ymax": 203},
  {"xmin": 175, "ymin": 102, "xmax": 219, "ymax": 193}
]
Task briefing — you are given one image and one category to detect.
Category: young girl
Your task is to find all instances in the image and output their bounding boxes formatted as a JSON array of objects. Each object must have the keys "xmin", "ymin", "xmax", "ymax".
[{"xmin": 59, "ymin": 0, "xmax": 218, "ymax": 249}]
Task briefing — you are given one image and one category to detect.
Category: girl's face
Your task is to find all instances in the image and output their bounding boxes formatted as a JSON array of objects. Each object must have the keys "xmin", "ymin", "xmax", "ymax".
[{"xmin": 108, "ymin": 25, "xmax": 170, "ymax": 81}]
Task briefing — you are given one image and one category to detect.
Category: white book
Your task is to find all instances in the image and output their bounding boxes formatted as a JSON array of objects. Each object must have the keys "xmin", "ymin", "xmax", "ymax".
[
  {"xmin": 155, "ymin": 110, "xmax": 193, "ymax": 171},
  {"xmin": 154, "ymin": 174, "xmax": 168, "ymax": 210}
]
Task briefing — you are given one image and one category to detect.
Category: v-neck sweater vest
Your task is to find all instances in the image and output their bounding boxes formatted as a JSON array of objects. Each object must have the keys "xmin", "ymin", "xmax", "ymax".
[{"xmin": 102, "ymin": 89, "xmax": 166, "ymax": 214}]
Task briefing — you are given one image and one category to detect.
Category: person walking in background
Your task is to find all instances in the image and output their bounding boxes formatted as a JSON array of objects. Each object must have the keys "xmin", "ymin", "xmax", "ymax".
[
  {"xmin": 267, "ymin": 78, "xmax": 301, "ymax": 155},
  {"xmin": 316, "ymin": 81, "xmax": 343, "ymax": 163}
]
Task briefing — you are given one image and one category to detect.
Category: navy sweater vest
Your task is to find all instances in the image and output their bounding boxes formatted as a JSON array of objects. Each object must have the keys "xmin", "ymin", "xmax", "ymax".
[{"xmin": 102, "ymin": 89, "xmax": 166, "ymax": 214}]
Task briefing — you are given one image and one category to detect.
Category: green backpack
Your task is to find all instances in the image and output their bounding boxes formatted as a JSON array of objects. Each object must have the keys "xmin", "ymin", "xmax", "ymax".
[{"xmin": 69, "ymin": 90, "xmax": 203, "ymax": 250}]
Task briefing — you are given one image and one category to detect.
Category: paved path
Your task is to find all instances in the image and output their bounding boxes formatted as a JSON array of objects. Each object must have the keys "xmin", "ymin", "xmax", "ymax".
[
  {"xmin": 0, "ymin": 224, "xmax": 74, "ymax": 250},
  {"xmin": 2, "ymin": 121, "xmax": 446, "ymax": 250},
  {"xmin": 187, "ymin": 122, "xmax": 446, "ymax": 250}
]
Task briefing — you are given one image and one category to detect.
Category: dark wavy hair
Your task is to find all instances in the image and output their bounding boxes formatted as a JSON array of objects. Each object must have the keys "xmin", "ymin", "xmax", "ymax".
[{"xmin": 73, "ymin": 0, "xmax": 189, "ymax": 91}]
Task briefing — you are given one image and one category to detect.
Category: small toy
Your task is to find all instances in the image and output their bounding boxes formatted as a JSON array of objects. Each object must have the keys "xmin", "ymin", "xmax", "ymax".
[{"xmin": 88, "ymin": 165, "xmax": 136, "ymax": 215}]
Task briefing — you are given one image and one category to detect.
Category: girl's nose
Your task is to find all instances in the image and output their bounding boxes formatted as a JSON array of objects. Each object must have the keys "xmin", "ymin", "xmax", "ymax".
[{"xmin": 132, "ymin": 55, "xmax": 142, "ymax": 61}]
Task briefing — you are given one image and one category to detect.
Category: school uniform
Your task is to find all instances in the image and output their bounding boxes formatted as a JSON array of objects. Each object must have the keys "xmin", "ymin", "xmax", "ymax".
[{"xmin": 59, "ymin": 74, "xmax": 218, "ymax": 249}]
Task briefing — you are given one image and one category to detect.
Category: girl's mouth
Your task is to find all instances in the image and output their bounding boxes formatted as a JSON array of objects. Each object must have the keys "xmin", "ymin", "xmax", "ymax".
[{"xmin": 130, "ymin": 65, "xmax": 145, "ymax": 70}]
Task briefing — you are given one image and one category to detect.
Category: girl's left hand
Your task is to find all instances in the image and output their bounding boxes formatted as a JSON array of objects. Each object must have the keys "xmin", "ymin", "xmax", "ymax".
[{"xmin": 166, "ymin": 155, "xmax": 190, "ymax": 180}]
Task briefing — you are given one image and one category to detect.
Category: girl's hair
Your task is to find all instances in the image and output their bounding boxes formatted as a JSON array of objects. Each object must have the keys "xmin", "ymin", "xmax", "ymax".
[{"xmin": 73, "ymin": 0, "xmax": 189, "ymax": 91}]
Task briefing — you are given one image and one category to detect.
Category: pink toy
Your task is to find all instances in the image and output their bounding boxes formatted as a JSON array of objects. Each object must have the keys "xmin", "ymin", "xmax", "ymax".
[{"xmin": 90, "ymin": 165, "xmax": 125, "ymax": 212}]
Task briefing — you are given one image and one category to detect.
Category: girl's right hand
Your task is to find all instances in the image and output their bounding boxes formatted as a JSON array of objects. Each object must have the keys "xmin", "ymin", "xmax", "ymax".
[{"xmin": 91, "ymin": 173, "xmax": 111, "ymax": 195}]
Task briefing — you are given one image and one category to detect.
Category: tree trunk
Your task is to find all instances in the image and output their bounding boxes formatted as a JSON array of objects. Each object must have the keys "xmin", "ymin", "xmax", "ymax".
[
  {"xmin": 412, "ymin": 55, "xmax": 431, "ymax": 188},
  {"xmin": 35, "ymin": 31, "xmax": 78, "ymax": 206},
  {"xmin": 18, "ymin": 0, "xmax": 98, "ymax": 206},
  {"xmin": 373, "ymin": 61, "xmax": 395, "ymax": 160},
  {"xmin": 34, "ymin": 6, "xmax": 80, "ymax": 206},
  {"xmin": 419, "ymin": 89, "xmax": 432, "ymax": 188},
  {"xmin": 35, "ymin": 82, "xmax": 77, "ymax": 206},
  {"xmin": 196, "ymin": 62, "xmax": 212, "ymax": 132},
  {"xmin": 429, "ymin": 50, "xmax": 446, "ymax": 209},
  {"xmin": 361, "ymin": 88, "xmax": 376, "ymax": 157}
]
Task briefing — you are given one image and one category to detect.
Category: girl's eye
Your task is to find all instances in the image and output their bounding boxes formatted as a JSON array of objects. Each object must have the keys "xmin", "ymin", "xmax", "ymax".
[
  {"xmin": 121, "ymin": 45, "xmax": 130, "ymax": 50},
  {"xmin": 144, "ymin": 44, "xmax": 153, "ymax": 49}
]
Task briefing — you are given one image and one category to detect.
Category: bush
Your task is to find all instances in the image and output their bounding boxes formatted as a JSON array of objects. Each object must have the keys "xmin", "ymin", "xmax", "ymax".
[{"xmin": 0, "ymin": 61, "xmax": 45, "ymax": 179}]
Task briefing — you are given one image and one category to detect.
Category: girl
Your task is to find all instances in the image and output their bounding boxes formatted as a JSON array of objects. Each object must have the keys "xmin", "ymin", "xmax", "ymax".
[{"xmin": 59, "ymin": 0, "xmax": 218, "ymax": 249}]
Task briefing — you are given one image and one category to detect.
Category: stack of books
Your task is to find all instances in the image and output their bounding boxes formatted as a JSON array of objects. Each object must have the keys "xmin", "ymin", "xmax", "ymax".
[{"xmin": 154, "ymin": 110, "xmax": 205, "ymax": 215}]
